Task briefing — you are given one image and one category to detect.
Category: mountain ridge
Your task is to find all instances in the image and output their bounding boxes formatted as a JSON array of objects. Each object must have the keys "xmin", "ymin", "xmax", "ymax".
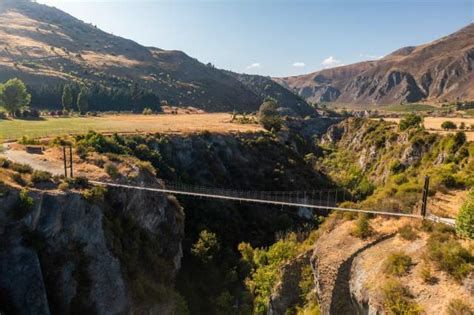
[
  {"xmin": 0, "ymin": 0, "xmax": 311, "ymax": 113},
  {"xmin": 275, "ymin": 23, "xmax": 474, "ymax": 105}
]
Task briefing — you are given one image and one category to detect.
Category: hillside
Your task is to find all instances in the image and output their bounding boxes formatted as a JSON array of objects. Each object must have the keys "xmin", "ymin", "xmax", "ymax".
[
  {"xmin": 276, "ymin": 23, "xmax": 474, "ymax": 105},
  {"xmin": 0, "ymin": 0, "xmax": 310, "ymax": 113}
]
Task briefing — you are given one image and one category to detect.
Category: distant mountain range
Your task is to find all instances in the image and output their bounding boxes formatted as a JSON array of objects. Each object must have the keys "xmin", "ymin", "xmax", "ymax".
[
  {"xmin": 0, "ymin": 0, "xmax": 310, "ymax": 114},
  {"xmin": 275, "ymin": 23, "xmax": 474, "ymax": 105},
  {"xmin": 0, "ymin": 0, "xmax": 472, "ymax": 112}
]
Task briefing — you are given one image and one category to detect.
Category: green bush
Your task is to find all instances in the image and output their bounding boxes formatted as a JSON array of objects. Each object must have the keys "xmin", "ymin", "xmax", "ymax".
[
  {"xmin": 83, "ymin": 186, "xmax": 107, "ymax": 204},
  {"xmin": 384, "ymin": 252, "xmax": 413, "ymax": 276},
  {"xmin": 381, "ymin": 279, "xmax": 422, "ymax": 315},
  {"xmin": 456, "ymin": 189, "xmax": 473, "ymax": 239},
  {"xmin": 10, "ymin": 172, "xmax": 27, "ymax": 186},
  {"xmin": 441, "ymin": 121, "xmax": 457, "ymax": 130},
  {"xmin": 398, "ymin": 225, "xmax": 418, "ymax": 241},
  {"xmin": 11, "ymin": 163, "xmax": 33, "ymax": 174},
  {"xmin": 425, "ymin": 233, "xmax": 472, "ymax": 281},
  {"xmin": 191, "ymin": 230, "xmax": 220, "ymax": 264},
  {"xmin": 446, "ymin": 299, "xmax": 473, "ymax": 315},
  {"xmin": 31, "ymin": 170, "xmax": 52, "ymax": 184},
  {"xmin": 11, "ymin": 189, "xmax": 34, "ymax": 219},
  {"xmin": 352, "ymin": 214, "xmax": 373, "ymax": 239},
  {"xmin": 399, "ymin": 113, "xmax": 422, "ymax": 131},
  {"xmin": 104, "ymin": 162, "xmax": 120, "ymax": 179},
  {"xmin": 418, "ymin": 264, "xmax": 435, "ymax": 284},
  {"xmin": 239, "ymin": 233, "xmax": 299, "ymax": 314}
]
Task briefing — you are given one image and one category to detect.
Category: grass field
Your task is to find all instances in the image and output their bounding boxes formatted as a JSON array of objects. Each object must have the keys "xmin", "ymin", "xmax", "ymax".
[
  {"xmin": 466, "ymin": 109, "xmax": 474, "ymax": 117},
  {"xmin": 382, "ymin": 117, "xmax": 474, "ymax": 141},
  {"xmin": 0, "ymin": 113, "xmax": 262, "ymax": 140},
  {"xmin": 381, "ymin": 104, "xmax": 439, "ymax": 112},
  {"xmin": 326, "ymin": 103, "xmax": 441, "ymax": 112}
]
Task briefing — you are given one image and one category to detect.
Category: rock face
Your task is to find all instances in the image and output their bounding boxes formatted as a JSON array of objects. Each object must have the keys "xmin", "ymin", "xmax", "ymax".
[
  {"xmin": 276, "ymin": 23, "xmax": 474, "ymax": 104},
  {"xmin": 0, "ymin": 175, "xmax": 184, "ymax": 314}
]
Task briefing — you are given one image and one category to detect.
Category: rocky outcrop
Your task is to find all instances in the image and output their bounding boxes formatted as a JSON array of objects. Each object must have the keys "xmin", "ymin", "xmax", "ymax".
[{"xmin": 0, "ymin": 174, "xmax": 184, "ymax": 314}]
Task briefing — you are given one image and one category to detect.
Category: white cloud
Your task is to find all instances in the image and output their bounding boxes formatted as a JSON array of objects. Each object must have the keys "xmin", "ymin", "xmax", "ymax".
[
  {"xmin": 246, "ymin": 63, "xmax": 261, "ymax": 69},
  {"xmin": 292, "ymin": 62, "xmax": 305, "ymax": 67},
  {"xmin": 321, "ymin": 56, "xmax": 343, "ymax": 68},
  {"xmin": 359, "ymin": 53, "xmax": 384, "ymax": 60}
]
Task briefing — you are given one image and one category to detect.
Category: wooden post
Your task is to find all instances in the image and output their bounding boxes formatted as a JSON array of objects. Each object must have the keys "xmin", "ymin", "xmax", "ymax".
[
  {"xmin": 421, "ymin": 176, "xmax": 430, "ymax": 218},
  {"xmin": 63, "ymin": 146, "xmax": 68, "ymax": 178},
  {"xmin": 69, "ymin": 146, "xmax": 74, "ymax": 178}
]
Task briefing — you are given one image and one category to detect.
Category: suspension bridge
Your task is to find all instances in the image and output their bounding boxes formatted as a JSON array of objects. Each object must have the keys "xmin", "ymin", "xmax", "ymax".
[{"xmin": 89, "ymin": 179, "xmax": 443, "ymax": 222}]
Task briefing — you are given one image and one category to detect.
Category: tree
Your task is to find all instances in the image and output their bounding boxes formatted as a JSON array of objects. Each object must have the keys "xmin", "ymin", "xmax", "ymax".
[
  {"xmin": 62, "ymin": 84, "xmax": 73, "ymax": 112},
  {"xmin": 191, "ymin": 230, "xmax": 220, "ymax": 263},
  {"xmin": 459, "ymin": 122, "xmax": 466, "ymax": 130},
  {"xmin": 76, "ymin": 87, "xmax": 88, "ymax": 114},
  {"xmin": 456, "ymin": 189, "xmax": 473, "ymax": 239},
  {"xmin": 0, "ymin": 78, "xmax": 31, "ymax": 113},
  {"xmin": 399, "ymin": 113, "xmax": 422, "ymax": 131},
  {"xmin": 258, "ymin": 99, "xmax": 282, "ymax": 132},
  {"xmin": 441, "ymin": 121, "xmax": 457, "ymax": 130}
]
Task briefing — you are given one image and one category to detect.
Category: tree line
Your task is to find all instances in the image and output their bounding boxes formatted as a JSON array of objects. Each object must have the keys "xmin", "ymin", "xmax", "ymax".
[{"xmin": 0, "ymin": 78, "xmax": 162, "ymax": 117}]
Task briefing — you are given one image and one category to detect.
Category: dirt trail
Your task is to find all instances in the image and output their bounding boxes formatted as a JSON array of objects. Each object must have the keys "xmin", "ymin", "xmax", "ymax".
[{"xmin": 1, "ymin": 143, "xmax": 64, "ymax": 175}]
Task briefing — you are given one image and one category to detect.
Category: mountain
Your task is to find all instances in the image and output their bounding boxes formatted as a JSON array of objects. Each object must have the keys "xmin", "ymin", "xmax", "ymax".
[
  {"xmin": 0, "ymin": 0, "xmax": 310, "ymax": 113},
  {"xmin": 275, "ymin": 24, "xmax": 474, "ymax": 105}
]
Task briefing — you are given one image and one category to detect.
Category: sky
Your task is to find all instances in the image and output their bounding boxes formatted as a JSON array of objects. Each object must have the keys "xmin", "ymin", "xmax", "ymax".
[{"xmin": 36, "ymin": 0, "xmax": 474, "ymax": 77}]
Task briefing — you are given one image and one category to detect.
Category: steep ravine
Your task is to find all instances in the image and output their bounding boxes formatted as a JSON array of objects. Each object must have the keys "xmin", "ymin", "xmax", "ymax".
[{"xmin": 0, "ymin": 170, "xmax": 185, "ymax": 314}]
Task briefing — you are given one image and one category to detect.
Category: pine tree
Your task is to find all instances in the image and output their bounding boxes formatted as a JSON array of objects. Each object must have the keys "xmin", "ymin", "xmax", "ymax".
[
  {"xmin": 76, "ymin": 87, "xmax": 89, "ymax": 114},
  {"xmin": 62, "ymin": 85, "xmax": 72, "ymax": 112}
]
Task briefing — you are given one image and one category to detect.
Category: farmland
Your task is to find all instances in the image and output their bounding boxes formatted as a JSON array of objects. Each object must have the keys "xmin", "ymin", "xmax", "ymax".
[
  {"xmin": 0, "ymin": 113, "xmax": 262, "ymax": 140},
  {"xmin": 382, "ymin": 117, "xmax": 474, "ymax": 141}
]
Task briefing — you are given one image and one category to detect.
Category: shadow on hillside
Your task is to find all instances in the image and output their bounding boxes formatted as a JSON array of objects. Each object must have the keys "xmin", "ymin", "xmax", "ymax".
[{"xmin": 329, "ymin": 233, "xmax": 395, "ymax": 315}]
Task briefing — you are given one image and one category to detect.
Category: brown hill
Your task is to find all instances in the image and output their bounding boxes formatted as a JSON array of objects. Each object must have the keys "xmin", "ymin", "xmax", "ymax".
[
  {"xmin": 275, "ymin": 24, "xmax": 474, "ymax": 105},
  {"xmin": 0, "ymin": 0, "xmax": 309, "ymax": 113}
]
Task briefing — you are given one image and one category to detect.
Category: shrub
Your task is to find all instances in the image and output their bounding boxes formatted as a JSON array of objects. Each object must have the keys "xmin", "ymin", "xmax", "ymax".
[
  {"xmin": 142, "ymin": 108, "xmax": 154, "ymax": 115},
  {"xmin": 11, "ymin": 172, "xmax": 26, "ymax": 186},
  {"xmin": 191, "ymin": 230, "xmax": 220, "ymax": 264},
  {"xmin": 66, "ymin": 176, "xmax": 89, "ymax": 189},
  {"xmin": 446, "ymin": 299, "xmax": 473, "ymax": 315},
  {"xmin": 381, "ymin": 279, "xmax": 422, "ymax": 315},
  {"xmin": 31, "ymin": 170, "xmax": 52, "ymax": 184},
  {"xmin": 418, "ymin": 264, "xmax": 435, "ymax": 284},
  {"xmin": 399, "ymin": 113, "xmax": 422, "ymax": 131},
  {"xmin": 441, "ymin": 121, "xmax": 457, "ymax": 130},
  {"xmin": 398, "ymin": 225, "xmax": 418, "ymax": 240},
  {"xmin": 384, "ymin": 252, "xmax": 413, "ymax": 276},
  {"xmin": 58, "ymin": 182, "xmax": 69, "ymax": 191},
  {"xmin": 83, "ymin": 185, "xmax": 107, "ymax": 204},
  {"xmin": 425, "ymin": 233, "xmax": 472, "ymax": 281},
  {"xmin": 104, "ymin": 162, "xmax": 120, "ymax": 179},
  {"xmin": 456, "ymin": 189, "xmax": 473, "ymax": 239},
  {"xmin": 352, "ymin": 214, "xmax": 373, "ymax": 239},
  {"xmin": 11, "ymin": 163, "xmax": 33, "ymax": 174},
  {"xmin": 11, "ymin": 189, "xmax": 34, "ymax": 219},
  {"xmin": 258, "ymin": 99, "xmax": 282, "ymax": 132}
]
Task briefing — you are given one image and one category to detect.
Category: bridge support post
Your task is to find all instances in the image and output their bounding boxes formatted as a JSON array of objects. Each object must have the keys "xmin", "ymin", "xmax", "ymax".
[
  {"xmin": 63, "ymin": 146, "xmax": 68, "ymax": 178},
  {"xmin": 421, "ymin": 176, "xmax": 430, "ymax": 218}
]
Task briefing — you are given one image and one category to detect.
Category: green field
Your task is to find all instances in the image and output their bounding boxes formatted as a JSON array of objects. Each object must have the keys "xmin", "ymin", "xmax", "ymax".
[
  {"xmin": 0, "ymin": 116, "xmax": 124, "ymax": 140},
  {"xmin": 466, "ymin": 109, "xmax": 474, "ymax": 117},
  {"xmin": 380, "ymin": 104, "xmax": 439, "ymax": 112},
  {"xmin": 326, "ymin": 102, "xmax": 440, "ymax": 112},
  {"xmin": 0, "ymin": 113, "xmax": 260, "ymax": 141}
]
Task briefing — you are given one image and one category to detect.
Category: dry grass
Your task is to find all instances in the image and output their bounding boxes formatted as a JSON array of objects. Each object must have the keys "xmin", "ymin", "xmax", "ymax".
[
  {"xmin": 0, "ymin": 113, "xmax": 262, "ymax": 140},
  {"xmin": 382, "ymin": 117, "xmax": 474, "ymax": 141}
]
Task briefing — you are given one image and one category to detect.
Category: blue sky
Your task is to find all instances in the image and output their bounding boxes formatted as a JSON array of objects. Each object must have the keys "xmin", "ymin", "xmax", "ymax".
[{"xmin": 37, "ymin": 0, "xmax": 473, "ymax": 77}]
